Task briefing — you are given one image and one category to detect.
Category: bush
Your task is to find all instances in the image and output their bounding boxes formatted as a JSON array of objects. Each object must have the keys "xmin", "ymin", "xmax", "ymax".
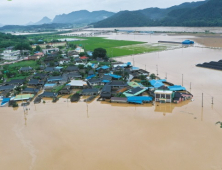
[
  {"xmin": 43, "ymin": 100, "xmax": 46, "ymax": 103},
  {"xmin": 12, "ymin": 102, "xmax": 18, "ymax": 107}
]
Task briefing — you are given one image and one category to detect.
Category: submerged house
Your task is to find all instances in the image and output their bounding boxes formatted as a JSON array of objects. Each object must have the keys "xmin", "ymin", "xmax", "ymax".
[
  {"xmin": 100, "ymin": 84, "xmax": 112, "ymax": 99},
  {"xmin": 80, "ymin": 88, "xmax": 99, "ymax": 96},
  {"xmin": 67, "ymin": 80, "xmax": 87, "ymax": 88},
  {"xmin": 22, "ymin": 88, "xmax": 39, "ymax": 94},
  {"xmin": 154, "ymin": 90, "xmax": 173, "ymax": 103},
  {"xmin": 123, "ymin": 87, "xmax": 148, "ymax": 97},
  {"xmin": 39, "ymin": 92, "xmax": 58, "ymax": 98}
]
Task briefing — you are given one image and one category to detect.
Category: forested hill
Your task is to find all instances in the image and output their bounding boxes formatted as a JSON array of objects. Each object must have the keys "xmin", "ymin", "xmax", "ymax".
[
  {"xmin": 52, "ymin": 10, "xmax": 115, "ymax": 24},
  {"xmin": 93, "ymin": 0, "xmax": 222, "ymax": 27}
]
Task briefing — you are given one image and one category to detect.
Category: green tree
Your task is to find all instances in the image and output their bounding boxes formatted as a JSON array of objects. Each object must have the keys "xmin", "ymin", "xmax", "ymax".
[
  {"xmin": 93, "ymin": 48, "xmax": 107, "ymax": 59},
  {"xmin": 79, "ymin": 52, "xmax": 86, "ymax": 57},
  {"xmin": 35, "ymin": 45, "xmax": 42, "ymax": 52},
  {"xmin": 150, "ymin": 73, "xmax": 156, "ymax": 79}
]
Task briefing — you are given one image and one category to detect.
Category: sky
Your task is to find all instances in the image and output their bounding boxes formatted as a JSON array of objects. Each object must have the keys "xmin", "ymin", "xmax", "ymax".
[{"xmin": 0, "ymin": 0, "xmax": 204, "ymax": 25}]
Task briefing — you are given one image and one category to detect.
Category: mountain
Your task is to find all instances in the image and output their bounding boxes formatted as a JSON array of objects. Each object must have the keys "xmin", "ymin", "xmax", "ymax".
[
  {"xmin": 52, "ymin": 10, "xmax": 115, "ymax": 24},
  {"xmin": 0, "ymin": 23, "xmax": 3, "ymax": 27},
  {"xmin": 34, "ymin": 16, "xmax": 52, "ymax": 25},
  {"xmin": 26, "ymin": 21, "xmax": 34, "ymax": 25},
  {"xmin": 93, "ymin": 0, "xmax": 222, "ymax": 27}
]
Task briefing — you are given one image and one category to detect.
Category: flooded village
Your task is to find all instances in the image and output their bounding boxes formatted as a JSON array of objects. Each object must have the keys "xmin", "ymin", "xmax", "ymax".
[{"xmin": 1, "ymin": 29, "xmax": 222, "ymax": 170}]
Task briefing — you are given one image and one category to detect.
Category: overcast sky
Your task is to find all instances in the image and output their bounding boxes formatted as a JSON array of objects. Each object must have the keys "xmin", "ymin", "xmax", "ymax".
[{"xmin": 1, "ymin": 0, "xmax": 204, "ymax": 25}]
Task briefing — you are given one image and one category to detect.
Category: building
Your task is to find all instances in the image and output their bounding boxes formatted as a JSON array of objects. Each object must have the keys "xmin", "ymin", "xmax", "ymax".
[
  {"xmin": 154, "ymin": 90, "xmax": 173, "ymax": 103},
  {"xmin": 1, "ymin": 47, "xmax": 20, "ymax": 60}
]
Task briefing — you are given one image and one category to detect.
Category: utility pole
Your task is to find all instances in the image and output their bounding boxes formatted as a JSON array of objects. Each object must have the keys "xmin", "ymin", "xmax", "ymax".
[
  {"xmin": 202, "ymin": 93, "xmax": 203, "ymax": 107},
  {"xmin": 190, "ymin": 82, "xmax": 191, "ymax": 90},
  {"xmin": 182, "ymin": 74, "xmax": 183, "ymax": 86},
  {"xmin": 212, "ymin": 97, "xmax": 214, "ymax": 105},
  {"xmin": 145, "ymin": 65, "xmax": 146, "ymax": 71},
  {"xmin": 156, "ymin": 65, "xmax": 158, "ymax": 77}
]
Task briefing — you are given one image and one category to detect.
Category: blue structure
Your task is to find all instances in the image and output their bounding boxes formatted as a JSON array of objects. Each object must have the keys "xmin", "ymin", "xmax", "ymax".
[
  {"xmin": 127, "ymin": 96, "xmax": 153, "ymax": 104},
  {"xmin": 149, "ymin": 79, "xmax": 166, "ymax": 88},
  {"xmin": 182, "ymin": 40, "xmax": 194, "ymax": 44},
  {"xmin": 96, "ymin": 65, "xmax": 110, "ymax": 70},
  {"xmin": 168, "ymin": 85, "xmax": 186, "ymax": 91},
  {"xmin": 1, "ymin": 98, "xmax": 10, "ymax": 106},
  {"xmin": 104, "ymin": 73, "xmax": 121, "ymax": 79},
  {"xmin": 86, "ymin": 74, "xmax": 96, "ymax": 80},
  {"xmin": 87, "ymin": 51, "xmax": 93, "ymax": 57}
]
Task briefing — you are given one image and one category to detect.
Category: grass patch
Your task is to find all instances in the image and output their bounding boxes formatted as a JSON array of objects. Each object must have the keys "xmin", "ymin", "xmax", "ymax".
[{"xmin": 6, "ymin": 60, "xmax": 39, "ymax": 70}]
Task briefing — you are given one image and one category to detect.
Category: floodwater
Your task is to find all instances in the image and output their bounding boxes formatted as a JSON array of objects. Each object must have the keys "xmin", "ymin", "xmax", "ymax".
[
  {"xmin": 1, "ymin": 33, "xmax": 222, "ymax": 170},
  {"xmin": 85, "ymin": 26, "xmax": 222, "ymax": 33}
]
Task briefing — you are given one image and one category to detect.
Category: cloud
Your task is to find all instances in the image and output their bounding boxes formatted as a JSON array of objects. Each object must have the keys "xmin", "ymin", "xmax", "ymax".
[{"xmin": 0, "ymin": 0, "xmax": 204, "ymax": 25}]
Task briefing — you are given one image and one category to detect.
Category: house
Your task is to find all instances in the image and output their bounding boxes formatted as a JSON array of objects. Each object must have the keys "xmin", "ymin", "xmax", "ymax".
[
  {"xmin": 80, "ymin": 88, "xmax": 99, "ymax": 96},
  {"xmin": 39, "ymin": 92, "xmax": 58, "ymax": 98},
  {"xmin": 1, "ymin": 47, "xmax": 20, "ymax": 60},
  {"xmin": 88, "ymin": 70, "xmax": 95, "ymax": 76},
  {"xmin": 87, "ymin": 78, "xmax": 104, "ymax": 86},
  {"xmin": 70, "ymin": 93, "xmax": 80, "ymax": 102},
  {"xmin": 63, "ymin": 72, "xmax": 82, "ymax": 80},
  {"xmin": 47, "ymin": 76, "xmax": 68, "ymax": 84},
  {"xmin": 100, "ymin": 84, "xmax": 112, "ymax": 98},
  {"xmin": 154, "ymin": 90, "xmax": 173, "ymax": 103},
  {"xmin": 149, "ymin": 79, "xmax": 166, "ymax": 89},
  {"xmin": 173, "ymin": 92, "xmax": 183, "ymax": 103},
  {"xmin": 59, "ymin": 58, "xmax": 70, "ymax": 65},
  {"xmin": 13, "ymin": 94, "xmax": 35, "ymax": 101},
  {"xmin": 100, "ymin": 84, "xmax": 111, "ymax": 99},
  {"xmin": 22, "ymin": 88, "xmax": 39, "ymax": 94},
  {"xmin": 44, "ymin": 67, "xmax": 62, "ymax": 73},
  {"xmin": 5, "ymin": 79, "xmax": 25, "ymax": 86},
  {"xmin": 168, "ymin": 85, "xmax": 186, "ymax": 91},
  {"xmin": 75, "ymin": 47, "xmax": 84, "ymax": 53},
  {"xmin": 66, "ymin": 66, "xmax": 79, "ymax": 72},
  {"xmin": 127, "ymin": 96, "xmax": 153, "ymax": 104},
  {"xmin": 58, "ymin": 86, "xmax": 71, "ymax": 95},
  {"xmin": 44, "ymin": 83, "xmax": 57, "ymax": 90},
  {"xmin": 42, "ymin": 48, "xmax": 59, "ymax": 54},
  {"xmin": 67, "ymin": 80, "xmax": 87, "ymax": 88},
  {"xmin": 106, "ymin": 80, "xmax": 128, "ymax": 89},
  {"xmin": 33, "ymin": 73, "xmax": 48, "ymax": 80},
  {"xmin": 28, "ymin": 79, "xmax": 45, "ymax": 87},
  {"xmin": 123, "ymin": 87, "xmax": 148, "ymax": 97},
  {"xmin": 102, "ymin": 75, "xmax": 112, "ymax": 83},
  {"xmin": 28, "ymin": 55, "xmax": 41, "ymax": 60},
  {"xmin": 0, "ymin": 85, "xmax": 15, "ymax": 92},
  {"xmin": 19, "ymin": 67, "xmax": 33, "ymax": 72},
  {"xmin": 128, "ymin": 81, "xmax": 143, "ymax": 88},
  {"xmin": 80, "ymin": 56, "xmax": 88, "ymax": 61}
]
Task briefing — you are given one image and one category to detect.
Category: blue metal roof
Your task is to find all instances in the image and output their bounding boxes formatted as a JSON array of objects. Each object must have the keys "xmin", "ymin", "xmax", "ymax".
[
  {"xmin": 86, "ymin": 74, "xmax": 96, "ymax": 80},
  {"xmin": 127, "ymin": 96, "xmax": 153, "ymax": 104},
  {"xmin": 104, "ymin": 73, "xmax": 121, "ymax": 79},
  {"xmin": 168, "ymin": 85, "xmax": 186, "ymax": 91},
  {"xmin": 149, "ymin": 80, "xmax": 165, "ymax": 88}
]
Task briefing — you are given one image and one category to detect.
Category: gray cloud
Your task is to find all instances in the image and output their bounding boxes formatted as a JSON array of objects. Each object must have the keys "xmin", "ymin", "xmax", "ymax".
[{"xmin": 0, "ymin": 0, "xmax": 204, "ymax": 25}]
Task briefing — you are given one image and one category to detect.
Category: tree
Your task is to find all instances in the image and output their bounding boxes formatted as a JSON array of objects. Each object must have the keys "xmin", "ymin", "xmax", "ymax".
[
  {"xmin": 35, "ymin": 45, "xmax": 42, "ymax": 52},
  {"xmin": 93, "ymin": 48, "xmax": 107, "ymax": 59},
  {"xmin": 79, "ymin": 52, "xmax": 85, "ymax": 57},
  {"xmin": 150, "ymin": 73, "xmax": 156, "ymax": 79},
  {"xmin": 78, "ymin": 64, "xmax": 85, "ymax": 69}
]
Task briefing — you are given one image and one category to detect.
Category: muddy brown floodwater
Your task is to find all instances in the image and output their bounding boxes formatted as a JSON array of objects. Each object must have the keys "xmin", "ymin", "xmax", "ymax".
[{"xmin": 1, "ymin": 33, "xmax": 222, "ymax": 170}]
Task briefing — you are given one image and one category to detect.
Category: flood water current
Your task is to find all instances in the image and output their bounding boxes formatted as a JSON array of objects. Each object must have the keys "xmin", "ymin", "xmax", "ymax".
[{"xmin": 1, "ymin": 33, "xmax": 222, "ymax": 170}]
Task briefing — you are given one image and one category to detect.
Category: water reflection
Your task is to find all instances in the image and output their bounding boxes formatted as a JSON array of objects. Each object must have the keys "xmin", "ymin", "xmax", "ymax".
[{"xmin": 155, "ymin": 100, "xmax": 191, "ymax": 114}]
